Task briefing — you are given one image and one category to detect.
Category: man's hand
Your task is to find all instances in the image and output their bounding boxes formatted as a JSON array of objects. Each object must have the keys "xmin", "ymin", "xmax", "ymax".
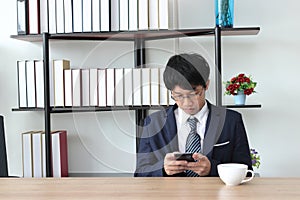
[
  {"xmin": 186, "ymin": 153, "xmax": 211, "ymax": 176},
  {"xmin": 164, "ymin": 152, "xmax": 188, "ymax": 175}
]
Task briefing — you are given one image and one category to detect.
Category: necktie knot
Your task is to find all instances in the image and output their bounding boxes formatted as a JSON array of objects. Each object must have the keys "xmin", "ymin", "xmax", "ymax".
[{"xmin": 187, "ymin": 117, "xmax": 198, "ymax": 133}]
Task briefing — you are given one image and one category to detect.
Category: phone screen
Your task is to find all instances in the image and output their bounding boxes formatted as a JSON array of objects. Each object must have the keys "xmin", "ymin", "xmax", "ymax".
[{"xmin": 174, "ymin": 153, "xmax": 195, "ymax": 162}]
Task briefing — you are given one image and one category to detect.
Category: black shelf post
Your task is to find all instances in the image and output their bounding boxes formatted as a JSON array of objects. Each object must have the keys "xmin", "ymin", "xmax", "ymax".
[
  {"xmin": 215, "ymin": 27, "xmax": 222, "ymax": 107},
  {"xmin": 134, "ymin": 38, "xmax": 147, "ymax": 151},
  {"xmin": 43, "ymin": 33, "xmax": 52, "ymax": 177}
]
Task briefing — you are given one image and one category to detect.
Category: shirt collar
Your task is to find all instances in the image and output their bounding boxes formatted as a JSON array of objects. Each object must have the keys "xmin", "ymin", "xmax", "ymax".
[{"xmin": 178, "ymin": 101, "xmax": 209, "ymax": 125}]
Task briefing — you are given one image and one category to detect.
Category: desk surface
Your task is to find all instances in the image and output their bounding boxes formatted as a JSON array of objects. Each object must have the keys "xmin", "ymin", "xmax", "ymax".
[{"xmin": 1, "ymin": 177, "xmax": 300, "ymax": 199}]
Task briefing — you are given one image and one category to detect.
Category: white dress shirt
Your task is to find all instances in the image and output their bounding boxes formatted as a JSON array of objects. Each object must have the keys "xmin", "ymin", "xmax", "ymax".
[{"xmin": 174, "ymin": 102, "xmax": 209, "ymax": 153}]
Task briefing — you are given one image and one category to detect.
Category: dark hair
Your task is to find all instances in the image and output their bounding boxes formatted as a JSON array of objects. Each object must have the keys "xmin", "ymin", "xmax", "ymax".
[{"xmin": 163, "ymin": 53, "xmax": 210, "ymax": 91}]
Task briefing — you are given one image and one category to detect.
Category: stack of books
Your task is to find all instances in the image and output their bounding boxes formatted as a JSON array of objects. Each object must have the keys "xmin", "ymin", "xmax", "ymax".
[
  {"xmin": 17, "ymin": 0, "xmax": 179, "ymax": 35},
  {"xmin": 17, "ymin": 59, "xmax": 175, "ymax": 109}
]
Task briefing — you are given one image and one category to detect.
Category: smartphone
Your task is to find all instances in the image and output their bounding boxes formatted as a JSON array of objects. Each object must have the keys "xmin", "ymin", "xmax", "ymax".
[{"xmin": 174, "ymin": 153, "xmax": 195, "ymax": 162}]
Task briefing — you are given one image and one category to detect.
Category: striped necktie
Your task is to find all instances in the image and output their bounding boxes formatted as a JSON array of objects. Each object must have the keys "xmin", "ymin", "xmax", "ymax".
[{"xmin": 185, "ymin": 117, "xmax": 201, "ymax": 177}]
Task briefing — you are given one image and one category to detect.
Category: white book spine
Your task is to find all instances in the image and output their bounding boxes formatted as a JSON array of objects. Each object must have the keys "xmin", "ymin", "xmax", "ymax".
[
  {"xmin": 64, "ymin": 0, "xmax": 73, "ymax": 33},
  {"xmin": 81, "ymin": 69, "xmax": 90, "ymax": 106},
  {"xmin": 56, "ymin": 0, "xmax": 65, "ymax": 33},
  {"xmin": 72, "ymin": 69, "xmax": 82, "ymax": 107},
  {"xmin": 26, "ymin": 60, "xmax": 37, "ymax": 108},
  {"xmin": 124, "ymin": 68, "xmax": 133, "ymax": 106},
  {"xmin": 18, "ymin": 61, "xmax": 28, "ymax": 108},
  {"xmin": 35, "ymin": 60, "xmax": 44, "ymax": 108},
  {"xmin": 51, "ymin": 133, "xmax": 61, "ymax": 178},
  {"xmin": 150, "ymin": 68, "xmax": 160, "ymax": 105},
  {"xmin": 40, "ymin": 0, "xmax": 49, "ymax": 33},
  {"xmin": 115, "ymin": 68, "xmax": 124, "ymax": 106},
  {"xmin": 92, "ymin": 0, "xmax": 101, "ymax": 32},
  {"xmin": 149, "ymin": 0, "xmax": 159, "ymax": 30},
  {"xmin": 29, "ymin": 0, "xmax": 39, "ymax": 34},
  {"xmin": 138, "ymin": 0, "xmax": 149, "ymax": 30},
  {"xmin": 142, "ymin": 68, "xmax": 151, "ymax": 105},
  {"xmin": 89, "ymin": 68, "xmax": 98, "ymax": 106},
  {"xmin": 159, "ymin": 67, "xmax": 168, "ymax": 105},
  {"xmin": 111, "ymin": 0, "xmax": 120, "ymax": 31},
  {"xmin": 41, "ymin": 133, "xmax": 46, "ymax": 177},
  {"xmin": 64, "ymin": 69, "xmax": 72, "ymax": 107},
  {"xmin": 48, "ymin": 0, "xmax": 56, "ymax": 33},
  {"xmin": 98, "ymin": 69, "xmax": 107, "ymax": 106},
  {"xmin": 158, "ymin": 0, "xmax": 169, "ymax": 29},
  {"xmin": 53, "ymin": 60, "xmax": 70, "ymax": 107},
  {"xmin": 32, "ymin": 133, "xmax": 43, "ymax": 178},
  {"xmin": 73, "ymin": 0, "xmax": 83, "ymax": 32},
  {"xmin": 100, "ymin": 0, "xmax": 110, "ymax": 31},
  {"xmin": 22, "ymin": 133, "xmax": 33, "ymax": 178},
  {"xmin": 83, "ymin": 0, "xmax": 92, "ymax": 32},
  {"xmin": 128, "ymin": 0, "xmax": 138, "ymax": 31},
  {"xmin": 168, "ymin": 0, "xmax": 178, "ymax": 30},
  {"xmin": 106, "ymin": 68, "xmax": 115, "ymax": 106},
  {"xmin": 132, "ymin": 68, "xmax": 142, "ymax": 106},
  {"xmin": 120, "ymin": 0, "xmax": 129, "ymax": 31}
]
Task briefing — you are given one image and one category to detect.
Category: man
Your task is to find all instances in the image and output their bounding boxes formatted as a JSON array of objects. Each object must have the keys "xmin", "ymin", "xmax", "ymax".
[{"xmin": 134, "ymin": 53, "xmax": 252, "ymax": 177}]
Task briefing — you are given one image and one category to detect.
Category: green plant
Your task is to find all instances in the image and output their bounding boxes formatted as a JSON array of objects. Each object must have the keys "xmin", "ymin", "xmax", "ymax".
[
  {"xmin": 250, "ymin": 148, "xmax": 261, "ymax": 169},
  {"xmin": 224, "ymin": 73, "xmax": 257, "ymax": 96}
]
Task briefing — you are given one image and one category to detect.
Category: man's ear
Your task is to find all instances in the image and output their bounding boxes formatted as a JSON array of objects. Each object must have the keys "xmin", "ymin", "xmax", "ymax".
[{"xmin": 205, "ymin": 80, "xmax": 210, "ymax": 90}]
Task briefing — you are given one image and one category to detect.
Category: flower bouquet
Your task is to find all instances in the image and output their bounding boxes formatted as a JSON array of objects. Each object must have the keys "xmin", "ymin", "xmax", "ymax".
[{"xmin": 250, "ymin": 148, "xmax": 261, "ymax": 169}]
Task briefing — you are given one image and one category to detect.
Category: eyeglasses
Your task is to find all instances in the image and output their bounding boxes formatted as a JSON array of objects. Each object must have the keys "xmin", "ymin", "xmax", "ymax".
[{"xmin": 171, "ymin": 90, "xmax": 203, "ymax": 101}]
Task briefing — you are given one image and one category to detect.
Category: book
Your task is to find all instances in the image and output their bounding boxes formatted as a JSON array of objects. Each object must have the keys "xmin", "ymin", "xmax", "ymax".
[
  {"xmin": 149, "ymin": 0, "xmax": 159, "ymax": 30},
  {"xmin": 73, "ymin": 0, "xmax": 83, "ymax": 32},
  {"xmin": 28, "ymin": 0, "xmax": 40, "ymax": 34},
  {"xmin": 92, "ymin": 0, "xmax": 101, "ymax": 32},
  {"xmin": 100, "ymin": 0, "xmax": 110, "ymax": 31},
  {"xmin": 142, "ymin": 68, "xmax": 151, "ymax": 105},
  {"xmin": 64, "ymin": 0, "xmax": 73, "ymax": 33},
  {"xmin": 26, "ymin": 60, "xmax": 37, "ymax": 108},
  {"xmin": 56, "ymin": 0, "xmax": 65, "ymax": 33},
  {"xmin": 22, "ymin": 131, "xmax": 33, "ymax": 177},
  {"xmin": 138, "ymin": 0, "xmax": 148, "ymax": 30},
  {"xmin": 17, "ymin": 60, "xmax": 28, "ymax": 108},
  {"xmin": 83, "ymin": 0, "xmax": 92, "ymax": 32},
  {"xmin": 115, "ymin": 68, "xmax": 124, "ymax": 106},
  {"xmin": 98, "ymin": 68, "xmax": 106, "ymax": 106},
  {"xmin": 53, "ymin": 59, "xmax": 71, "ymax": 107},
  {"xmin": 150, "ymin": 68, "xmax": 160, "ymax": 105},
  {"xmin": 106, "ymin": 68, "xmax": 115, "ymax": 106},
  {"xmin": 89, "ymin": 68, "xmax": 98, "ymax": 106},
  {"xmin": 128, "ymin": 0, "xmax": 138, "ymax": 31},
  {"xmin": 110, "ymin": 0, "xmax": 120, "ymax": 31},
  {"xmin": 124, "ymin": 68, "xmax": 133, "ymax": 106},
  {"xmin": 120, "ymin": 0, "xmax": 129, "ymax": 31},
  {"xmin": 81, "ymin": 69, "xmax": 90, "ymax": 106},
  {"xmin": 32, "ymin": 131, "xmax": 43, "ymax": 178},
  {"xmin": 168, "ymin": 0, "xmax": 178, "ymax": 30},
  {"xmin": 51, "ymin": 130, "xmax": 68, "ymax": 177},
  {"xmin": 132, "ymin": 68, "xmax": 142, "ymax": 106},
  {"xmin": 35, "ymin": 60, "xmax": 44, "ymax": 108},
  {"xmin": 158, "ymin": 0, "xmax": 168, "ymax": 29},
  {"xmin": 64, "ymin": 69, "xmax": 72, "ymax": 107},
  {"xmin": 48, "ymin": 0, "xmax": 56, "ymax": 33},
  {"xmin": 39, "ymin": 0, "xmax": 48, "ymax": 33},
  {"xmin": 17, "ymin": 0, "xmax": 29, "ymax": 34},
  {"xmin": 72, "ymin": 69, "xmax": 82, "ymax": 107}
]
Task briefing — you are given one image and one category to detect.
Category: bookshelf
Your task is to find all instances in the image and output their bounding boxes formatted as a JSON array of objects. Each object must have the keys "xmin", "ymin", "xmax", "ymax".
[{"xmin": 11, "ymin": 27, "xmax": 260, "ymax": 177}]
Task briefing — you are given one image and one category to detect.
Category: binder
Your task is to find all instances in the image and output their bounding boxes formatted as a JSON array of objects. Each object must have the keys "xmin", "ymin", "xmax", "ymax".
[
  {"xmin": 73, "ymin": 0, "xmax": 83, "ymax": 32},
  {"xmin": 17, "ymin": 60, "xmax": 28, "ymax": 108},
  {"xmin": 72, "ymin": 69, "xmax": 82, "ymax": 107},
  {"xmin": 28, "ymin": 0, "xmax": 40, "ymax": 34},
  {"xmin": 142, "ymin": 68, "xmax": 151, "ymax": 105},
  {"xmin": 81, "ymin": 69, "xmax": 90, "ymax": 106},
  {"xmin": 128, "ymin": 0, "xmax": 138, "ymax": 31},
  {"xmin": 56, "ymin": 0, "xmax": 65, "ymax": 33},
  {"xmin": 124, "ymin": 68, "xmax": 133, "ymax": 106},
  {"xmin": 17, "ymin": 0, "xmax": 29, "ymax": 34},
  {"xmin": 89, "ymin": 68, "xmax": 98, "ymax": 106},
  {"xmin": 39, "ymin": 0, "xmax": 48, "ymax": 33},
  {"xmin": 92, "ymin": 0, "xmax": 101, "ymax": 32},
  {"xmin": 150, "ymin": 68, "xmax": 160, "ymax": 105},
  {"xmin": 158, "ymin": 0, "xmax": 169, "ymax": 29},
  {"xmin": 98, "ymin": 68, "xmax": 107, "ymax": 106},
  {"xmin": 132, "ymin": 68, "xmax": 142, "ymax": 106},
  {"xmin": 32, "ymin": 132, "xmax": 43, "ymax": 178},
  {"xmin": 64, "ymin": 0, "xmax": 73, "ymax": 33},
  {"xmin": 35, "ymin": 60, "xmax": 44, "ymax": 108},
  {"xmin": 51, "ymin": 130, "xmax": 68, "ymax": 177},
  {"xmin": 48, "ymin": 0, "xmax": 56, "ymax": 33},
  {"xmin": 106, "ymin": 68, "xmax": 115, "ymax": 106},
  {"xmin": 22, "ymin": 131, "xmax": 33, "ymax": 177},
  {"xmin": 115, "ymin": 68, "xmax": 124, "ymax": 106},
  {"xmin": 138, "ymin": 0, "xmax": 149, "ymax": 30},
  {"xmin": 100, "ymin": 0, "xmax": 110, "ymax": 31},
  {"xmin": 149, "ymin": 0, "xmax": 159, "ymax": 30},
  {"xmin": 26, "ymin": 60, "xmax": 36, "ymax": 108},
  {"xmin": 120, "ymin": 0, "xmax": 129, "ymax": 31},
  {"xmin": 83, "ymin": 0, "xmax": 92, "ymax": 32},
  {"xmin": 111, "ymin": 0, "xmax": 120, "ymax": 31},
  {"xmin": 64, "ymin": 69, "xmax": 72, "ymax": 107}
]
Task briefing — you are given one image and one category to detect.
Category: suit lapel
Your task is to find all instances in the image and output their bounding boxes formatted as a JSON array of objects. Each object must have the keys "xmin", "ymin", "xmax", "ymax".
[
  {"xmin": 202, "ymin": 103, "xmax": 226, "ymax": 155},
  {"xmin": 163, "ymin": 105, "xmax": 179, "ymax": 152}
]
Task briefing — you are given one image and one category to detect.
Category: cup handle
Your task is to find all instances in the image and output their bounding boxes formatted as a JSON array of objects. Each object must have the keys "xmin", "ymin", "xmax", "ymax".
[{"xmin": 241, "ymin": 170, "xmax": 254, "ymax": 184}]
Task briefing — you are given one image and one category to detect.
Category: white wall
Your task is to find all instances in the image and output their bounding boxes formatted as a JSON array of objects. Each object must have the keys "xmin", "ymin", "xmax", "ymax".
[{"xmin": 1, "ymin": 0, "xmax": 300, "ymax": 177}]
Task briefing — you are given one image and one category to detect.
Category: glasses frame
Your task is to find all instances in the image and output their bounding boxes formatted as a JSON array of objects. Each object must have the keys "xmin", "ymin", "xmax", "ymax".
[{"xmin": 171, "ymin": 89, "xmax": 204, "ymax": 102}]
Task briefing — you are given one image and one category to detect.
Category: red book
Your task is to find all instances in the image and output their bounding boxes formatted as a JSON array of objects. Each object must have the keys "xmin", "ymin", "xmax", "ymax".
[{"xmin": 51, "ymin": 130, "xmax": 68, "ymax": 177}]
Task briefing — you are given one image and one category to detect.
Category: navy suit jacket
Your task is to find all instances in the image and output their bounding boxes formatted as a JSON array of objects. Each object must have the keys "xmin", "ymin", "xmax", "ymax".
[{"xmin": 134, "ymin": 101, "xmax": 252, "ymax": 177}]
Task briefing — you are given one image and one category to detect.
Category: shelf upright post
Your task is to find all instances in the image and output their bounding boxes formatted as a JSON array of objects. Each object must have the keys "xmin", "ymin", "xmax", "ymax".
[
  {"xmin": 215, "ymin": 26, "xmax": 222, "ymax": 107},
  {"xmin": 43, "ymin": 33, "xmax": 53, "ymax": 177},
  {"xmin": 134, "ymin": 38, "xmax": 147, "ymax": 151}
]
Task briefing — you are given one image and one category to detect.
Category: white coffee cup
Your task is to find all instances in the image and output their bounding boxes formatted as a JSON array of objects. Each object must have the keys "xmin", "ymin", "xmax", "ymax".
[{"xmin": 217, "ymin": 163, "xmax": 254, "ymax": 186}]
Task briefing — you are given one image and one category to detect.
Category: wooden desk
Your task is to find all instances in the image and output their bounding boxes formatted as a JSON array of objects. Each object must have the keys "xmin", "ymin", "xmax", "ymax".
[{"xmin": 0, "ymin": 177, "xmax": 300, "ymax": 199}]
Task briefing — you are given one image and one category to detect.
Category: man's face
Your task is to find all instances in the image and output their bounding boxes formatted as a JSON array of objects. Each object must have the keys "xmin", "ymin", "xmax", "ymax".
[{"xmin": 171, "ymin": 85, "xmax": 206, "ymax": 115}]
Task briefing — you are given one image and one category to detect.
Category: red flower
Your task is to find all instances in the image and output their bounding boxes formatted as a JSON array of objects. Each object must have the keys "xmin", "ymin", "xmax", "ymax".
[{"xmin": 224, "ymin": 73, "xmax": 257, "ymax": 96}]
